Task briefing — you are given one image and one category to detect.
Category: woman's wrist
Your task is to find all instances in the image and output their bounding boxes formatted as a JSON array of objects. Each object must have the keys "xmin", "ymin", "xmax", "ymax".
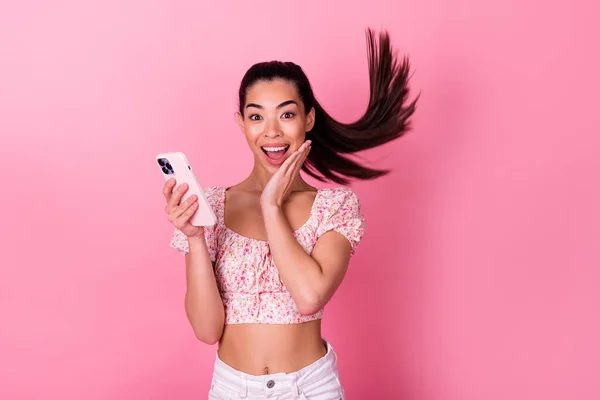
[
  {"xmin": 187, "ymin": 233, "xmax": 208, "ymax": 253},
  {"xmin": 261, "ymin": 203, "xmax": 282, "ymax": 217}
]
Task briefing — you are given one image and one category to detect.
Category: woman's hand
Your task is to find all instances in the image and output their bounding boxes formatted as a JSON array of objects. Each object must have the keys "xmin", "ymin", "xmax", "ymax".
[
  {"xmin": 260, "ymin": 140, "xmax": 312, "ymax": 209},
  {"xmin": 163, "ymin": 179, "xmax": 204, "ymax": 238}
]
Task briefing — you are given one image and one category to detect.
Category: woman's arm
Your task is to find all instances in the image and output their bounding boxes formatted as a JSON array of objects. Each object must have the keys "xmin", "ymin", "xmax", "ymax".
[
  {"xmin": 183, "ymin": 235, "xmax": 225, "ymax": 344},
  {"xmin": 259, "ymin": 142, "xmax": 363, "ymax": 315},
  {"xmin": 263, "ymin": 204, "xmax": 352, "ymax": 315},
  {"xmin": 163, "ymin": 181, "xmax": 224, "ymax": 344}
]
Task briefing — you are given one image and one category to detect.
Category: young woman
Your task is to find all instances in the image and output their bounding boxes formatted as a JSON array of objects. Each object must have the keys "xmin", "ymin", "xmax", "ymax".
[{"xmin": 162, "ymin": 28, "xmax": 418, "ymax": 399}]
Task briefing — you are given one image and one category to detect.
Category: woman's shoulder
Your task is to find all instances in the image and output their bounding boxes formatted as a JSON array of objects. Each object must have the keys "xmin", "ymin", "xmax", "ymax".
[
  {"xmin": 203, "ymin": 185, "xmax": 225, "ymax": 198},
  {"xmin": 203, "ymin": 185, "xmax": 226, "ymax": 193},
  {"xmin": 316, "ymin": 186, "xmax": 361, "ymax": 205},
  {"xmin": 312, "ymin": 186, "xmax": 366, "ymax": 254},
  {"xmin": 313, "ymin": 186, "xmax": 364, "ymax": 222}
]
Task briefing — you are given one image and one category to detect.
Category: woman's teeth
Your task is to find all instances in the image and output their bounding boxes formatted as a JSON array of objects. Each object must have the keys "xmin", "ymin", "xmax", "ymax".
[
  {"xmin": 262, "ymin": 145, "xmax": 289, "ymax": 160},
  {"xmin": 262, "ymin": 146, "xmax": 288, "ymax": 152}
]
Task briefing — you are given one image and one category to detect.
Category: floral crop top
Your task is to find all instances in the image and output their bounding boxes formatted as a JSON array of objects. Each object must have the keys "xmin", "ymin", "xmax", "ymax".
[{"xmin": 170, "ymin": 186, "xmax": 365, "ymax": 325}]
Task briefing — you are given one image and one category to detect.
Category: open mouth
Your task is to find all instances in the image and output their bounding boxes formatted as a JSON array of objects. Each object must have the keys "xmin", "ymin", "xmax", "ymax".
[{"xmin": 261, "ymin": 145, "xmax": 290, "ymax": 160}]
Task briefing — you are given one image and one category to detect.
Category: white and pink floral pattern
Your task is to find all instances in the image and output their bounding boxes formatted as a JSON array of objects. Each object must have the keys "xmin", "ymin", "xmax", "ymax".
[{"xmin": 170, "ymin": 186, "xmax": 365, "ymax": 324}]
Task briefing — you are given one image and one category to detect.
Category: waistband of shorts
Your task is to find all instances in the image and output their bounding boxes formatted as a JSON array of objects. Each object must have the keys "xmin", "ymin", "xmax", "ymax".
[{"xmin": 213, "ymin": 338, "xmax": 337, "ymax": 388}]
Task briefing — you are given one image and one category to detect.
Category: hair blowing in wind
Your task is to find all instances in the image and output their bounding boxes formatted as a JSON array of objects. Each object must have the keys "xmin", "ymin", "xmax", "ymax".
[{"xmin": 238, "ymin": 28, "xmax": 419, "ymax": 184}]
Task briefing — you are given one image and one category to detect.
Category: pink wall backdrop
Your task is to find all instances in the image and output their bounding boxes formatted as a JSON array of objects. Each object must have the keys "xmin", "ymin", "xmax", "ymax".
[{"xmin": 1, "ymin": 1, "xmax": 598, "ymax": 399}]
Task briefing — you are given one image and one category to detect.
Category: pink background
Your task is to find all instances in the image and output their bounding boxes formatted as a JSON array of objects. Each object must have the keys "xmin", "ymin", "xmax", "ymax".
[{"xmin": 1, "ymin": 1, "xmax": 598, "ymax": 399}]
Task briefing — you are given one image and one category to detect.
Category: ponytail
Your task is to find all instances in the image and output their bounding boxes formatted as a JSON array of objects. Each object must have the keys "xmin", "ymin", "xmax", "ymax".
[{"xmin": 238, "ymin": 28, "xmax": 419, "ymax": 184}]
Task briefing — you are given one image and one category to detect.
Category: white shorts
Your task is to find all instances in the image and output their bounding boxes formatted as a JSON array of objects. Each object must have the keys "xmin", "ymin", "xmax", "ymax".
[{"xmin": 209, "ymin": 339, "xmax": 345, "ymax": 399}]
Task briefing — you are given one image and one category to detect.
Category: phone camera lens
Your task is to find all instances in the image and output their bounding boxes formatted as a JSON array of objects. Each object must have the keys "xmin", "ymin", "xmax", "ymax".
[
  {"xmin": 162, "ymin": 166, "xmax": 170, "ymax": 174},
  {"xmin": 166, "ymin": 163, "xmax": 172, "ymax": 170},
  {"xmin": 157, "ymin": 158, "xmax": 165, "ymax": 166}
]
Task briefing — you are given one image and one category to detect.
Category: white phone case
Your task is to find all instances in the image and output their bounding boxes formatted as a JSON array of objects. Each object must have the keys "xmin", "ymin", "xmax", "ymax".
[{"xmin": 156, "ymin": 151, "xmax": 217, "ymax": 226}]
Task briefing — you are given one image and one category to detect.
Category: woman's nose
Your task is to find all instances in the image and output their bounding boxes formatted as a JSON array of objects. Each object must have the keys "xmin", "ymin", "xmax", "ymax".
[{"xmin": 263, "ymin": 120, "xmax": 282, "ymax": 138}]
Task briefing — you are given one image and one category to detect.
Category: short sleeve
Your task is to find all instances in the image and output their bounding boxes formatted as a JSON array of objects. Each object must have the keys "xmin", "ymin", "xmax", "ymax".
[
  {"xmin": 315, "ymin": 188, "xmax": 366, "ymax": 256},
  {"xmin": 169, "ymin": 186, "xmax": 221, "ymax": 262}
]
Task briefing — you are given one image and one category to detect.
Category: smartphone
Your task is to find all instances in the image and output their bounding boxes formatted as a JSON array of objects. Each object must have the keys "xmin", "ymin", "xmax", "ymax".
[{"xmin": 155, "ymin": 151, "xmax": 217, "ymax": 226}]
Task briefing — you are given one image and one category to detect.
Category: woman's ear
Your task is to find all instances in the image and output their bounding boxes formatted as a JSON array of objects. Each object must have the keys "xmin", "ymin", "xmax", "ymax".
[
  {"xmin": 305, "ymin": 107, "xmax": 316, "ymax": 131},
  {"xmin": 235, "ymin": 111, "xmax": 245, "ymax": 133}
]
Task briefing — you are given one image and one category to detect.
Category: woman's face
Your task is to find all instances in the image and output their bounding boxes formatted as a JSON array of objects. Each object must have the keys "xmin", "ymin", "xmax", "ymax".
[{"xmin": 237, "ymin": 79, "xmax": 315, "ymax": 173}]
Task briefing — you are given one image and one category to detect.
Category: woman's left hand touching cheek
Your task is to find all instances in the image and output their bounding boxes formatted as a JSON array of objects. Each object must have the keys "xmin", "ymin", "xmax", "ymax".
[{"xmin": 260, "ymin": 140, "xmax": 312, "ymax": 209}]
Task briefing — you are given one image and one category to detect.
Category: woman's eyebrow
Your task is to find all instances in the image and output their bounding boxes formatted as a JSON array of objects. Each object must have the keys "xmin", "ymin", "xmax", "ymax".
[{"xmin": 246, "ymin": 100, "xmax": 298, "ymax": 110}]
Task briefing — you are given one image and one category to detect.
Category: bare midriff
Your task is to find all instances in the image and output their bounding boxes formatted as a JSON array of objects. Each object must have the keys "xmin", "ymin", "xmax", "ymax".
[{"xmin": 216, "ymin": 320, "xmax": 327, "ymax": 375}]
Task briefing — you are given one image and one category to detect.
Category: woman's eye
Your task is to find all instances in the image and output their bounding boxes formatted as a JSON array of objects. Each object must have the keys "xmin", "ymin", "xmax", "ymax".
[
  {"xmin": 249, "ymin": 114, "xmax": 262, "ymax": 121},
  {"xmin": 282, "ymin": 112, "xmax": 294, "ymax": 119}
]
